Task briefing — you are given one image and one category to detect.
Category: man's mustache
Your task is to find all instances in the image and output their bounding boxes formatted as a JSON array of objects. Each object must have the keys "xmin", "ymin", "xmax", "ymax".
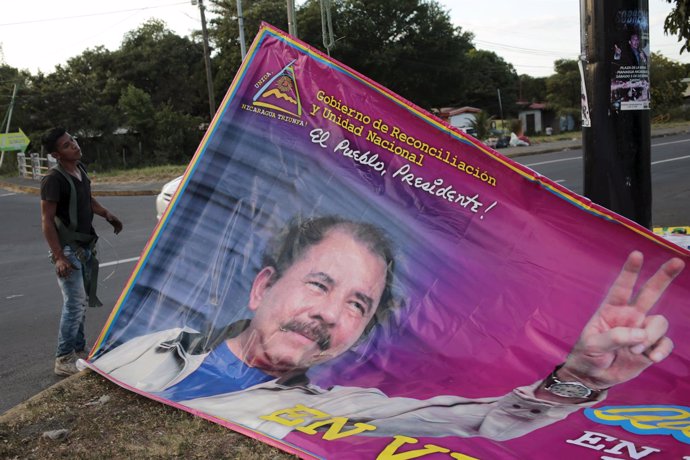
[{"xmin": 280, "ymin": 320, "xmax": 331, "ymax": 351}]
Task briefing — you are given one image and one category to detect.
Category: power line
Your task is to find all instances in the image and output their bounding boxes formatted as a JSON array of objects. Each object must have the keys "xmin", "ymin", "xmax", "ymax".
[
  {"xmin": 0, "ymin": 2, "xmax": 189, "ymax": 28},
  {"xmin": 474, "ymin": 39, "xmax": 577, "ymax": 58}
]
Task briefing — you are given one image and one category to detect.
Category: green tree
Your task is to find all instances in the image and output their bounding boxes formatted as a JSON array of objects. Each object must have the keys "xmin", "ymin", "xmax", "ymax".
[
  {"xmin": 518, "ymin": 75, "xmax": 547, "ymax": 103},
  {"xmin": 113, "ymin": 20, "xmax": 209, "ymax": 119},
  {"xmin": 208, "ymin": 0, "xmax": 289, "ymax": 99},
  {"xmin": 649, "ymin": 52, "xmax": 687, "ymax": 114},
  {"xmin": 296, "ymin": 0, "xmax": 475, "ymax": 108},
  {"xmin": 546, "ymin": 59, "xmax": 580, "ymax": 115},
  {"xmin": 0, "ymin": 65, "xmax": 32, "ymax": 133},
  {"xmin": 469, "ymin": 110, "xmax": 494, "ymax": 140},
  {"xmin": 153, "ymin": 103, "xmax": 203, "ymax": 165},
  {"xmin": 117, "ymin": 85, "xmax": 157, "ymax": 166},
  {"xmin": 462, "ymin": 49, "xmax": 518, "ymax": 117},
  {"xmin": 27, "ymin": 47, "xmax": 119, "ymax": 145},
  {"xmin": 664, "ymin": 0, "xmax": 690, "ymax": 53}
]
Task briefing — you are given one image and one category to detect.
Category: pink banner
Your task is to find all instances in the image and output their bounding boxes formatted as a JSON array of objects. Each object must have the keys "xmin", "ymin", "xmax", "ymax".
[{"xmin": 89, "ymin": 24, "xmax": 690, "ymax": 459}]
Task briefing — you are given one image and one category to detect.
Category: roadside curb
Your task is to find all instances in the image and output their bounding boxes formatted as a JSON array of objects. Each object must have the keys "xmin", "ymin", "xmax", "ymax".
[
  {"xmin": 0, "ymin": 370, "xmax": 87, "ymax": 422},
  {"xmin": 0, "ymin": 180, "xmax": 161, "ymax": 197},
  {"xmin": 498, "ymin": 143, "xmax": 581, "ymax": 158},
  {"xmin": 0, "ymin": 181, "xmax": 38, "ymax": 195}
]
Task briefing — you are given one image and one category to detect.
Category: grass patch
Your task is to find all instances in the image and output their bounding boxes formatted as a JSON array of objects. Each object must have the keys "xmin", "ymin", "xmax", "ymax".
[
  {"xmin": 0, "ymin": 371, "xmax": 297, "ymax": 460},
  {"xmin": 529, "ymin": 120, "xmax": 689, "ymax": 145},
  {"xmin": 90, "ymin": 165, "xmax": 187, "ymax": 184}
]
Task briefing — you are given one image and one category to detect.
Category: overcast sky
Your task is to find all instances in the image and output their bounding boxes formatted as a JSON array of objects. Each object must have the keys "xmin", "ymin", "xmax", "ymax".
[{"xmin": 0, "ymin": 0, "xmax": 687, "ymax": 78}]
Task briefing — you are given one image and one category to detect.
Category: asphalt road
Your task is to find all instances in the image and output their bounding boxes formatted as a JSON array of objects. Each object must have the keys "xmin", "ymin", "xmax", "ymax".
[
  {"xmin": 0, "ymin": 133, "xmax": 688, "ymax": 414},
  {"xmin": 0, "ymin": 194, "xmax": 158, "ymax": 413},
  {"xmin": 512, "ymin": 132, "xmax": 690, "ymax": 227}
]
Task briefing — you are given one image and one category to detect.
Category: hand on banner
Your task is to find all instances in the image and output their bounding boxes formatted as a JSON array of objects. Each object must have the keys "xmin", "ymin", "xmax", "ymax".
[{"xmin": 559, "ymin": 251, "xmax": 684, "ymax": 393}]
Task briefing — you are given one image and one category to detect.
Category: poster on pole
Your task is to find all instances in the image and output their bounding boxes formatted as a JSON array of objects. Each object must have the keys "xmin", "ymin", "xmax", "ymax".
[
  {"xmin": 610, "ymin": 7, "xmax": 651, "ymax": 111},
  {"xmin": 87, "ymin": 24, "xmax": 690, "ymax": 459}
]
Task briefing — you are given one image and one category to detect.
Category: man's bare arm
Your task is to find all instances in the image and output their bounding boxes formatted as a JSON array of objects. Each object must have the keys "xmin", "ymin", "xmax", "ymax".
[
  {"xmin": 91, "ymin": 197, "xmax": 123, "ymax": 234},
  {"xmin": 41, "ymin": 199, "xmax": 75, "ymax": 278}
]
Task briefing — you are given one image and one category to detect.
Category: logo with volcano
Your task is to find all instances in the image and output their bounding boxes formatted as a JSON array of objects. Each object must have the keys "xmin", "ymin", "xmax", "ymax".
[{"xmin": 252, "ymin": 59, "xmax": 302, "ymax": 117}]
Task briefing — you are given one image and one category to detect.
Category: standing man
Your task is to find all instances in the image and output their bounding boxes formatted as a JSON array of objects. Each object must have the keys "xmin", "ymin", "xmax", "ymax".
[{"xmin": 40, "ymin": 127, "xmax": 123, "ymax": 376}]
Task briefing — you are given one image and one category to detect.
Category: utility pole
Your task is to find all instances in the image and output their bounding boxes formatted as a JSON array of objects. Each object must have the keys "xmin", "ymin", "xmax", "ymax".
[
  {"xmin": 286, "ymin": 0, "xmax": 298, "ymax": 37},
  {"xmin": 580, "ymin": 0, "xmax": 651, "ymax": 228},
  {"xmin": 0, "ymin": 84, "xmax": 17, "ymax": 169},
  {"xmin": 194, "ymin": 0, "xmax": 216, "ymax": 119},
  {"xmin": 497, "ymin": 89, "xmax": 504, "ymax": 130},
  {"xmin": 236, "ymin": 0, "xmax": 247, "ymax": 60}
]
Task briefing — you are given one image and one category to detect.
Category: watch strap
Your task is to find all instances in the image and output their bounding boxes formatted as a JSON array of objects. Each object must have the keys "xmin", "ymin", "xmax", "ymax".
[{"xmin": 543, "ymin": 363, "xmax": 606, "ymax": 399}]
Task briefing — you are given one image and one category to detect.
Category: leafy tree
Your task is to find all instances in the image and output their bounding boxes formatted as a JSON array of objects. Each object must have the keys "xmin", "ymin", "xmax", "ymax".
[
  {"xmin": 518, "ymin": 75, "xmax": 547, "ymax": 103},
  {"xmin": 153, "ymin": 103, "xmax": 203, "ymax": 165},
  {"xmin": 469, "ymin": 110, "xmax": 494, "ymax": 140},
  {"xmin": 0, "ymin": 65, "xmax": 33, "ymax": 133},
  {"xmin": 208, "ymin": 0, "xmax": 289, "ymax": 99},
  {"xmin": 664, "ymin": 0, "xmax": 690, "ymax": 53},
  {"xmin": 117, "ymin": 85, "xmax": 157, "ymax": 165},
  {"xmin": 546, "ymin": 59, "xmax": 580, "ymax": 114},
  {"xmin": 462, "ymin": 49, "xmax": 518, "ymax": 117},
  {"xmin": 119, "ymin": 85, "xmax": 155, "ymax": 133},
  {"xmin": 113, "ymin": 20, "xmax": 209, "ymax": 119},
  {"xmin": 296, "ymin": 0, "xmax": 475, "ymax": 108},
  {"xmin": 649, "ymin": 52, "xmax": 687, "ymax": 114},
  {"xmin": 27, "ymin": 47, "xmax": 119, "ymax": 142}
]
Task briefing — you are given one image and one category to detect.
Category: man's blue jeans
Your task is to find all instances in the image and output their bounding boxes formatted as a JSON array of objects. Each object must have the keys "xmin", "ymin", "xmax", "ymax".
[{"xmin": 55, "ymin": 245, "xmax": 90, "ymax": 357}]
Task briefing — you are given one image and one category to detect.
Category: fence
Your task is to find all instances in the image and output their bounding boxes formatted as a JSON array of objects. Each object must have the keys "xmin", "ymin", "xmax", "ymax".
[{"xmin": 17, "ymin": 152, "xmax": 56, "ymax": 180}]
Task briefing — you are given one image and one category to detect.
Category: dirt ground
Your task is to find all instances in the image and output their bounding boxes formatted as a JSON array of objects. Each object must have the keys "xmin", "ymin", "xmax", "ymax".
[{"xmin": 0, "ymin": 370, "xmax": 297, "ymax": 459}]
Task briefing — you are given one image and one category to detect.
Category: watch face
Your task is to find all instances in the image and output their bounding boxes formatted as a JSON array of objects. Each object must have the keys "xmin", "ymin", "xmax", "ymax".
[{"xmin": 548, "ymin": 382, "xmax": 592, "ymax": 398}]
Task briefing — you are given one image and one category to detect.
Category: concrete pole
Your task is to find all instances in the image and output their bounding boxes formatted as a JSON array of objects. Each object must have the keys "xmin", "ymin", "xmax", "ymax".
[
  {"xmin": 236, "ymin": 0, "xmax": 247, "ymax": 60},
  {"xmin": 580, "ymin": 0, "xmax": 652, "ymax": 228},
  {"xmin": 0, "ymin": 84, "xmax": 17, "ymax": 168},
  {"xmin": 287, "ymin": 0, "xmax": 298, "ymax": 37},
  {"xmin": 198, "ymin": 0, "xmax": 216, "ymax": 119}
]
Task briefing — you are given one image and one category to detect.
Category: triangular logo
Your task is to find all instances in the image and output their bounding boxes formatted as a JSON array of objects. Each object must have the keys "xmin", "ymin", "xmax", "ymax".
[{"xmin": 252, "ymin": 59, "xmax": 302, "ymax": 117}]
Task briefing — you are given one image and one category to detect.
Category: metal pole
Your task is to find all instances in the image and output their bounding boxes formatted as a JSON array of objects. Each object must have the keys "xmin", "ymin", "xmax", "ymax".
[
  {"xmin": 198, "ymin": 0, "xmax": 216, "ymax": 119},
  {"xmin": 236, "ymin": 0, "xmax": 247, "ymax": 60},
  {"xmin": 0, "ymin": 84, "xmax": 17, "ymax": 168},
  {"xmin": 581, "ymin": 0, "xmax": 651, "ymax": 228},
  {"xmin": 5, "ymin": 84, "xmax": 16, "ymax": 134},
  {"xmin": 286, "ymin": 0, "xmax": 297, "ymax": 37},
  {"xmin": 320, "ymin": 0, "xmax": 335, "ymax": 55}
]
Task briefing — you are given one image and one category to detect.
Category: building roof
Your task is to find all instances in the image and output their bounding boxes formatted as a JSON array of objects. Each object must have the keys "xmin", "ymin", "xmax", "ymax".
[{"xmin": 435, "ymin": 106, "xmax": 481, "ymax": 119}]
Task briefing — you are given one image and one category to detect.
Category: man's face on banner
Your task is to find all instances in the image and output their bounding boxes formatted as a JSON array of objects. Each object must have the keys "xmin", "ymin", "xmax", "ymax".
[{"xmin": 245, "ymin": 229, "xmax": 387, "ymax": 375}]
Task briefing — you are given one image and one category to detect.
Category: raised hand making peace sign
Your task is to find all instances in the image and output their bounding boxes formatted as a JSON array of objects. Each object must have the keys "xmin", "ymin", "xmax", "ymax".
[{"xmin": 540, "ymin": 251, "xmax": 685, "ymax": 400}]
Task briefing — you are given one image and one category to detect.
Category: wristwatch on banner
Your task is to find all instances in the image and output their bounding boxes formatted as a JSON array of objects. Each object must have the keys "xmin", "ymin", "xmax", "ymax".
[{"xmin": 543, "ymin": 364, "xmax": 605, "ymax": 399}]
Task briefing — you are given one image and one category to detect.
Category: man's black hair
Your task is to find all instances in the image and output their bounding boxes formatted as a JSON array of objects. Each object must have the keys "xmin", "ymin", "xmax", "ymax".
[
  {"xmin": 262, "ymin": 215, "xmax": 396, "ymax": 336},
  {"xmin": 41, "ymin": 126, "xmax": 67, "ymax": 153},
  {"xmin": 41, "ymin": 127, "xmax": 67, "ymax": 153}
]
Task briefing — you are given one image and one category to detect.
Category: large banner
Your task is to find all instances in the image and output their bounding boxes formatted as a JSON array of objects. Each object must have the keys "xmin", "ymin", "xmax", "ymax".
[{"xmin": 88, "ymin": 24, "xmax": 690, "ymax": 459}]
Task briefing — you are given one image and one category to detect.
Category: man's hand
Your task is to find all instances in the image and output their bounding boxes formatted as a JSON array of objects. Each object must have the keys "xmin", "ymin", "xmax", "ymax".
[
  {"xmin": 106, "ymin": 214, "xmax": 123, "ymax": 234},
  {"xmin": 560, "ymin": 251, "xmax": 685, "ymax": 390},
  {"xmin": 54, "ymin": 254, "xmax": 77, "ymax": 278}
]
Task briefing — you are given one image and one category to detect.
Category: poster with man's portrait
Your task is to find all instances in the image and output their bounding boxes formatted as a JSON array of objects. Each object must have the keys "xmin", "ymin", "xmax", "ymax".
[
  {"xmin": 610, "ymin": 7, "xmax": 651, "ymax": 111},
  {"xmin": 88, "ymin": 24, "xmax": 690, "ymax": 459}
]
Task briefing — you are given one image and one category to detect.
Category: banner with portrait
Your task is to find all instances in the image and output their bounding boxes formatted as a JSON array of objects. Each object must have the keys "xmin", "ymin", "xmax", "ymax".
[{"xmin": 88, "ymin": 24, "xmax": 690, "ymax": 459}]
